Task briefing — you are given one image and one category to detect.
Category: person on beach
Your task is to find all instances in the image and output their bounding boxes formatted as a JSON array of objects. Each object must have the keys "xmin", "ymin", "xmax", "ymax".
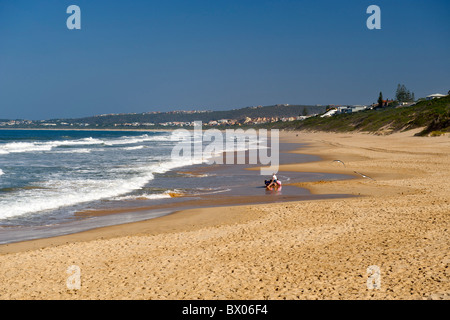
[{"xmin": 267, "ymin": 173, "xmax": 279, "ymax": 189}]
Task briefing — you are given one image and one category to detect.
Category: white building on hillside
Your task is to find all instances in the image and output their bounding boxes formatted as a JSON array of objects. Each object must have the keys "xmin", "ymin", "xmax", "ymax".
[{"xmin": 426, "ymin": 93, "xmax": 447, "ymax": 100}]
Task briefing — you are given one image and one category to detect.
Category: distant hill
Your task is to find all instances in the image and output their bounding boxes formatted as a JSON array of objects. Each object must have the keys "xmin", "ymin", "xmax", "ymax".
[
  {"xmin": 0, "ymin": 104, "xmax": 329, "ymax": 129},
  {"xmin": 262, "ymin": 95, "xmax": 450, "ymax": 136},
  {"xmin": 52, "ymin": 104, "xmax": 326, "ymax": 126}
]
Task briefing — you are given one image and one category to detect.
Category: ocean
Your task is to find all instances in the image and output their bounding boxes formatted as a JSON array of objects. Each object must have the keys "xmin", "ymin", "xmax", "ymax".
[
  {"xmin": 0, "ymin": 129, "xmax": 352, "ymax": 243},
  {"xmin": 0, "ymin": 129, "xmax": 212, "ymax": 227}
]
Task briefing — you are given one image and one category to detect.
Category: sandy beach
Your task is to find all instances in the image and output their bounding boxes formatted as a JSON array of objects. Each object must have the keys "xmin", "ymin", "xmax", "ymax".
[{"xmin": 0, "ymin": 129, "xmax": 449, "ymax": 300}]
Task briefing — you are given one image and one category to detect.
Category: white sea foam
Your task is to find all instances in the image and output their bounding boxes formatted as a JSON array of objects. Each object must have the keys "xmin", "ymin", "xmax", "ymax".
[
  {"xmin": 0, "ymin": 131, "xmax": 260, "ymax": 155},
  {"xmin": 0, "ymin": 142, "xmax": 53, "ymax": 153},
  {"xmin": 104, "ymin": 134, "xmax": 171, "ymax": 146},
  {"xmin": 0, "ymin": 169, "xmax": 4, "ymax": 176},
  {"xmin": 0, "ymin": 130, "xmax": 263, "ymax": 221},
  {"xmin": 194, "ymin": 188, "xmax": 231, "ymax": 195},
  {"xmin": 0, "ymin": 134, "xmax": 172, "ymax": 155},
  {"xmin": 122, "ymin": 145, "xmax": 145, "ymax": 151},
  {"xmin": 0, "ymin": 171, "xmax": 155, "ymax": 219},
  {"xmin": 112, "ymin": 193, "xmax": 172, "ymax": 201},
  {"xmin": 52, "ymin": 148, "xmax": 92, "ymax": 154},
  {"xmin": 0, "ymin": 137, "xmax": 104, "ymax": 154},
  {"xmin": 0, "ymin": 150, "xmax": 207, "ymax": 220}
]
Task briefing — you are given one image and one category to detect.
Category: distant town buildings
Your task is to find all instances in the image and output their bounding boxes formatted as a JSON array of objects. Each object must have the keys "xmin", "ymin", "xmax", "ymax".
[{"xmin": 0, "ymin": 120, "xmax": 33, "ymax": 126}]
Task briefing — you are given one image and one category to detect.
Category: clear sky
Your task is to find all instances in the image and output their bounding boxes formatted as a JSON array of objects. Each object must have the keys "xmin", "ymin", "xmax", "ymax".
[{"xmin": 0, "ymin": 0, "xmax": 449, "ymax": 120}]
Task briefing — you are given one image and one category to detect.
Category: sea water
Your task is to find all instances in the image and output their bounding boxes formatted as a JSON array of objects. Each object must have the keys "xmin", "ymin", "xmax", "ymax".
[
  {"xmin": 0, "ymin": 128, "xmax": 274, "ymax": 227},
  {"xmin": 0, "ymin": 129, "xmax": 209, "ymax": 227},
  {"xmin": 0, "ymin": 129, "xmax": 353, "ymax": 243}
]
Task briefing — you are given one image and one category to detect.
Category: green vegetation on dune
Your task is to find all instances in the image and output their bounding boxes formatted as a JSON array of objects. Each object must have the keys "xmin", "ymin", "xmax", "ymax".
[{"xmin": 264, "ymin": 95, "xmax": 450, "ymax": 136}]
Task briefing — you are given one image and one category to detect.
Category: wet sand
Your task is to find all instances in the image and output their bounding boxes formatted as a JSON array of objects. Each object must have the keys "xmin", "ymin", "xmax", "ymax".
[{"xmin": 0, "ymin": 129, "xmax": 449, "ymax": 300}]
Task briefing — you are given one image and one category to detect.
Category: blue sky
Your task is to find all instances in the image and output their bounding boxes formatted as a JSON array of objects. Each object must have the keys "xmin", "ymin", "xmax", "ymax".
[{"xmin": 0, "ymin": 0, "xmax": 449, "ymax": 120}]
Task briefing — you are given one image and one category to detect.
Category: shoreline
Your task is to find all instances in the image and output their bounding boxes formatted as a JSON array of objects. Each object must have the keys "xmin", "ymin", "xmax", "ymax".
[
  {"xmin": 0, "ymin": 129, "xmax": 449, "ymax": 299},
  {"xmin": 0, "ymin": 139, "xmax": 354, "ymax": 251}
]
